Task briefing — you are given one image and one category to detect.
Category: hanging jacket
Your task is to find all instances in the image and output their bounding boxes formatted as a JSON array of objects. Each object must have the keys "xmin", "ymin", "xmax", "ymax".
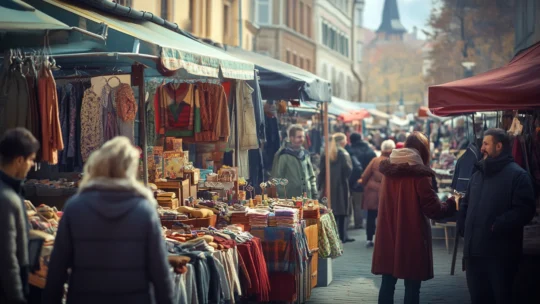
[{"xmin": 451, "ymin": 143, "xmax": 481, "ymax": 192}]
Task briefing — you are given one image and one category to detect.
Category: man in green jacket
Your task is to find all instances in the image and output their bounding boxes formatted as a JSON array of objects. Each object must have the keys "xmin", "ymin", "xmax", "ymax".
[
  {"xmin": 0, "ymin": 128, "xmax": 40, "ymax": 304},
  {"xmin": 271, "ymin": 124, "xmax": 317, "ymax": 199}
]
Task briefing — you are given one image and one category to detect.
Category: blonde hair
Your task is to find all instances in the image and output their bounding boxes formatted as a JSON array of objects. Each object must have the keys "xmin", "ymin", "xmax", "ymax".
[
  {"xmin": 79, "ymin": 136, "xmax": 140, "ymax": 188},
  {"xmin": 329, "ymin": 132, "xmax": 347, "ymax": 162},
  {"xmin": 381, "ymin": 140, "xmax": 396, "ymax": 152}
]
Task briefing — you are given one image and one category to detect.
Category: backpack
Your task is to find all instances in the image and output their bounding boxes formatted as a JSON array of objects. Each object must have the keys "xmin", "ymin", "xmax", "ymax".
[{"xmin": 349, "ymin": 155, "xmax": 364, "ymax": 191}]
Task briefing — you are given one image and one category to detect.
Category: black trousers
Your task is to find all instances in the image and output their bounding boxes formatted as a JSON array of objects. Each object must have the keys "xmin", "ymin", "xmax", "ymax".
[
  {"xmin": 367, "ymin": 210, "xmax": 378, "ymax": 241},
  {"xmin": 379, "ymin": 275, "xmax": 421, "ymax": 304},
  {"xmin": 465, "ymin": 256, "xmax": 518, "ymax": 304},
  {"xmin": 335, "ymin": 215, "xmax": 349, "ymax": 242}
]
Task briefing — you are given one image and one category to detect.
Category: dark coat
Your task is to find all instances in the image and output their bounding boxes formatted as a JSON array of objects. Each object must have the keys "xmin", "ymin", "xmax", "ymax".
[
  {"xmin": 0, "ymin": 170, "xmax": 29, "ymax": 304},
  {"xmin": 372, "ymin": 160, "xmax": 455, "ymax": 281},
  {"xmin": 457, "ymin": 152, "xmax": 536, "ymax": 258},
  {"xmin": 347, "ymin": 141, "xmax": 376, "ymax": 192},
  {"xmin": 318, "ymin": 148, "xmax": 353, "ymax": 215},
  {"xmin": 42, "ymin": 181, "xmax": 174, "ymax": 304},
  {"xmin": 360, "ymin": 153, "xmax": 389, "ymax": 210}
]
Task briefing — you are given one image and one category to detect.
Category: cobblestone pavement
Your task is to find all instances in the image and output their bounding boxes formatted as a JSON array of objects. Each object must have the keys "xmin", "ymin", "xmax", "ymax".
[{"xmin": 308, "ymin": 228, "xmax": 471, "ymax": 304}]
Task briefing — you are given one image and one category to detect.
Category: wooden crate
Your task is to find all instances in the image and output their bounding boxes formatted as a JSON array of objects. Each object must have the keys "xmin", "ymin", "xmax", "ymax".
[{"xmin": 155, "ymin": 180, "xmax": 190, "ymax": 206}]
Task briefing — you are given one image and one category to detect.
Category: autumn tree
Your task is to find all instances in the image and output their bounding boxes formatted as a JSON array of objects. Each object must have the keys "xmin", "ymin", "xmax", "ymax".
[
  {"xmin": 363, "ymin": 41, "xmax": 425, "ymax": 111},
  {"xmin": 426, "ymin": 0, "xmax": 515, "ymax": 86}
]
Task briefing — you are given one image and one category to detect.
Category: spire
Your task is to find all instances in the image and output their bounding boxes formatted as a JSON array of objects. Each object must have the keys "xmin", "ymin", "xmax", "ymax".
[{"xmin": 376, "ymin": 0, "xmax": 406, "ymax": 36}]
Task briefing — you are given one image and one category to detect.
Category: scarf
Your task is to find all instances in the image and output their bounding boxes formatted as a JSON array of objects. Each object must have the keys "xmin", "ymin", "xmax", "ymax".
[
  {"xmin": 283, "ymin": 142, "xmax": 306, "ymax": 160},
  {"xmin": 389, "ymin": 148, "xmax": 424, "ymax": 166},
  {"xmin": 78, "ymin": 177, "xmax": 157, "ymax": 206}
]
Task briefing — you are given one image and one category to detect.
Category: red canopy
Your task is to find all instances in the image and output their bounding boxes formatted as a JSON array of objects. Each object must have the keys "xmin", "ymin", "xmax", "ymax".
[
  {"xmin": 338, "ymin": 109, "xmax": 370, "ymax": 123},
  {"xmin": 429, "ymin": 42, "xmax": 540, "ymax": 116}
]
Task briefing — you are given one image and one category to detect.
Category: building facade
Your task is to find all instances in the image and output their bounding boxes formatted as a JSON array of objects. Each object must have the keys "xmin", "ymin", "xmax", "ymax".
[
  {"xmin": 252, "ymin": 0, "xmax": 317, "ymax": 73},
  {"xmin": 313, "ymin": 0, "xmax": 362, "ymax": 100},
  {"xmin": 112, "ymin": 0, "xmax": 257, "ymax": 50},
  {"xmin": 514, "ymin": 0, "xmax": 540, "ymax": 54}
]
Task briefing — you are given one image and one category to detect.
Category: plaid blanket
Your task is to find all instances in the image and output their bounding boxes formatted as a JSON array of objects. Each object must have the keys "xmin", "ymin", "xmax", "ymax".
[
  {"xmin": 251, "ymin": 223, "xmax": 309, "ymax": 273},
  {"xmin": 318, "ymin": 212, "xmax": 343, "ymax": 259}
]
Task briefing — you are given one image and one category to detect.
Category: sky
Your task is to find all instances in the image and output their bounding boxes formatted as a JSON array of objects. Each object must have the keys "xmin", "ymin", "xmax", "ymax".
[{"xmin": 363, "ymin": 0, "xmax": 433, "ymax": 39}]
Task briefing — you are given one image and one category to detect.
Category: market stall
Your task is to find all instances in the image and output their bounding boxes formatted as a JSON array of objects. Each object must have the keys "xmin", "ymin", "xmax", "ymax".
[{"xmin": 428, "ymin": 41, "xmax": 540, "ymax": 303}]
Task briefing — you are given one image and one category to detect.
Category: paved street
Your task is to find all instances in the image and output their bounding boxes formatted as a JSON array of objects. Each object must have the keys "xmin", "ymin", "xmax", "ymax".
[{"xmin": 308, "ymin": 228, "xmax": 471, "ymax": 304}]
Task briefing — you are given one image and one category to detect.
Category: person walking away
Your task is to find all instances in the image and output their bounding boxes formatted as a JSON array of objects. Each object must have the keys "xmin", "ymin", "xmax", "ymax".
[
  {"xmin": 0, "ymin": 128, "xmax": 40, "ymax": 304},
  {"xmin": 347, "ymin": 132, "xmax": 376, "ymax": 229},
  {"xmin": 360, "ymin": 140, "xmax": 395, "ymax": 248},
  {"xmin": 457, "ymin": 128, "xmax": 535, "ymax": 304},
  {"xmin": 272, "ymin": 124, "xmax": 317, "ymax": 199},
  {"xmin": 318, "ymin": 133, "xmax": 354, "ymax": 243},
  {"xmin": 372, "ymin": 132, "xmax": 457, "ymax": 304},
  {"xmin": 43, "ymin": 137, "xmax": 174, "ymax": 304}
]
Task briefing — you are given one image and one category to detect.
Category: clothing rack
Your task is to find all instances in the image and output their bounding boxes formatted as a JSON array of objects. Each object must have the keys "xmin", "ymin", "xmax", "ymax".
[{"xmin": 146, "ymin": 77, "xmax": 222, "ymax": 85}]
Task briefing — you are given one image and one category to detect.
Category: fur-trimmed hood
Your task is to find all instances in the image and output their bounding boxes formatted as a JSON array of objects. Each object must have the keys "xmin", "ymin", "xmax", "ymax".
[
  {"xmin": 379, "ymin": 159, "xmax": 434, "ymax": 178},
  {"xmin": 77, "ymin": 178, "xmax": 157, "ymax": 220}
]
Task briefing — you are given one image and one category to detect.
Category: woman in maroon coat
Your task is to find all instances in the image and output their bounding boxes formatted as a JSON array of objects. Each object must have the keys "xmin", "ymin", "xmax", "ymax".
[{"xmin": 372, "ymin": 132, "xmax": 456, "ymax": 304}]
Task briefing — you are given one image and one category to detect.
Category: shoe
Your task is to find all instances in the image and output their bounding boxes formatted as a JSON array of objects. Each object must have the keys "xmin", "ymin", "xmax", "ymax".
[
  {"xmin": 366, "ymin": 241, "xmax": 374, "ymax": 248},
  {"xmin": 344, "ymin": 238, "xmax": 356, "ymax": 243}
]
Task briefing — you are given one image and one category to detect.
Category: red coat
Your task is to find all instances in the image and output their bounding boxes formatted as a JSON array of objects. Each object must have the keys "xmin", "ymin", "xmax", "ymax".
[
  {"xmin": 360, "ymin": 154, "xmax": 389, "ymax": 210},
  {"xmin": 371, "ymin": 160, "xmax": 454, "ymax": 281}
]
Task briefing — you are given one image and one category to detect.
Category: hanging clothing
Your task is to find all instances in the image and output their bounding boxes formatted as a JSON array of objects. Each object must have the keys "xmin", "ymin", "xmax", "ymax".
[
  {"xmin": 115, "ymin": 85, "xmax": 135, "ymax": 144},
  {"xmin": 0, "ymin": 59, "xmax": 30, "ymax": 134},
  {"xmin": 451, "ymin": 143, "xmax": 482, "ymax": 192},
  {"xmin": 101, "ymin": 85, "xmax": 118, "ymax": 142},
  {"xmin": 195, "ymin": 83, "xmax": 230, "ymax": 142},
  {"xmin": 25, "ymin": 66, "xmax": 42, "ymax": 159},
  {"xmin": 154, "ymin": 83, "xmax": 201, "ymax": 137},
  {"xmin": 236, "ymin": 81, "xmax": 258, "ymax": 150},
  {"xmin": 38, "ymin": 65, "xmax": 64, "ymax": 165},
  {"xmin": 145, "ymin": 81, "xmax": 159, "ymax": 146},
  {"xmin": 80, "ymin": 88, "xmax": 102, "ymax": 162},
  {"xmin": 247, "ymin": 71, "xmax": 266, "ymax": 142}
]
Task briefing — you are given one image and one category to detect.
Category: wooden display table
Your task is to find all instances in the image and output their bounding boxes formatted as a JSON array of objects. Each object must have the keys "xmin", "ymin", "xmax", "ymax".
[{"xmin": 155, "ymin": 180, "xmax": 190, "ymax": 206}]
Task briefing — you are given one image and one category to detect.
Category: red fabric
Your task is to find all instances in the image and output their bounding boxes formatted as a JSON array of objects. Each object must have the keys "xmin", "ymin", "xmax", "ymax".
[
  {"xmin": 237, "ymin": 238, "xmax": 270, "ymax": 302},
  {"xmin": 429, "ymin": 41, "xmax": 540, "ymax": 116},
  {"xmin": 360, "ymin": 155, "xmax": 389, "ymax": 210},
  {"xmin": 166, "ymin": 103, "xmax": 191, "ymax": 128},
  {"xmin": 396, "ymin": 142, "xmax": 404, "ymax": 149},
  {"xmin": 513, "ymin": 136, "xmax": 525, "ymax": 169},
  {"xmin": 268, "ymin": 272, "xmax": 297, "ymax": 302},
  {"xmin": 372, "ymin": 163, "xmax": 452, "ymax": 281},
  {"xmin": 338, "ymin": 109, "xmax": 370, "ymax": 123}
]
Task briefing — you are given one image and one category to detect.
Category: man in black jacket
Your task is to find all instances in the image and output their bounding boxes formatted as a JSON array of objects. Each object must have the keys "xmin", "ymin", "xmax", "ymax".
[
  {"xmin": 458, "ymin": 128, "xmax": 535, "ymax": 304},
  {"xmin": 0, "ymin": 128, "xmax": 40, "ymax": 304},
  {"xmin": 347, "ymin": 132, "xmax": 376, "ymax": 229}
]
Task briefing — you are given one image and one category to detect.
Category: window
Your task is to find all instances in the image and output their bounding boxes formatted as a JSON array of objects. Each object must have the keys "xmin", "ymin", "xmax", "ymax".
[
  {"xmin": 286, "ymin": 50, "xmax": 291, "ymax": 63},
  {"xmin": 306, "ymin": 59, "xmax": 311, "ymax": 72},
  {"xmin": 256, "ymin": 0, "xmax": 271, "ymax": 25},
  {"xmin": 299, "ymin": 57, "xmax": 304, "ymax": 69},
  {"xmin": 306, "ymin": 5, "xmax": 312, "ymax": 38},
  {"xmin": 322, "ymin": 22, "xmax": 328, "ymax": 45},
  {"xmin": 355, "ymin": 7, "xmax": 363, "ymax": 27},
  {"xmin": 321, "ymin": 20, "xmax": 350, "ymax": 57},
  {"xmin": 286, "ymin": 0, "xmax": 291, "ymax": 27},
  {"xmin": 224, "ymin": 4, "xmax": 231, "ymax": 40},
  {"xmin": 292, "ymin": 0, "xmax": 298, "ymax": 31},
  {"xmin": 293, "ymin": 53, "xmax": 298, "ymax": 66},
  {"xmin": 300, "ymin": 2, "xmax": 305, "ymax": 34},
  {"xmin": 189, "ymin": 0, "xmax": 196, "ymax": 32}
]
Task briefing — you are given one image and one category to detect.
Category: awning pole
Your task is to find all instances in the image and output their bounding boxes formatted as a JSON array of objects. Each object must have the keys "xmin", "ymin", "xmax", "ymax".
[
  {"xmin": 132, "ymin": 64, "xmax": 148, "ymax": 185},
  {"xmin": 323, "ymin": 102, "xmax": 331, "ymax": 209}
]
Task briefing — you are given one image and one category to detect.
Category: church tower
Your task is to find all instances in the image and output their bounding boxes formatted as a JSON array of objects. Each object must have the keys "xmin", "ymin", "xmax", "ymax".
[{"xmin": 376, "ymin": 0, "xmax": 407, "ymax": 41}]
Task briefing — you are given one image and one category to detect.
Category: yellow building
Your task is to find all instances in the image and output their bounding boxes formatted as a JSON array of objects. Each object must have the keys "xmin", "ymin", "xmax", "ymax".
[{"xmin": 113, "ymin": 0, "xmax": 256, "ymax": 50}]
